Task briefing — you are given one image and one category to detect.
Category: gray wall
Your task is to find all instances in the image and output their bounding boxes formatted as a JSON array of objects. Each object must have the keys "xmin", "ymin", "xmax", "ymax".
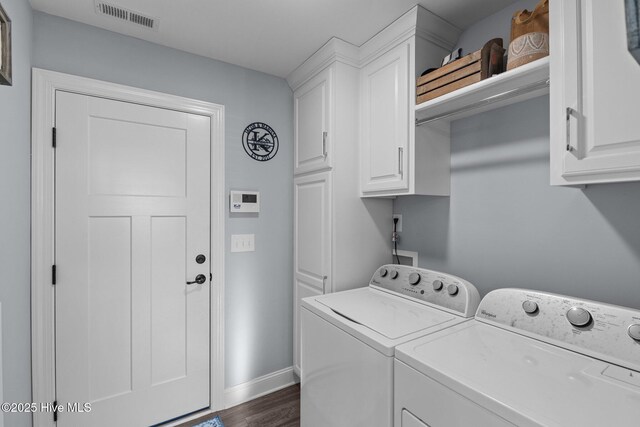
[
  {"xmin": 33, "ymin": 11, "xmax": 294, "ymax": 388},
  {"xmin": 396, "ymin": 0, "xmax": 640, "ymax": 309},
  {"xmin": 0, "ymin": 0, "xmax": 32, "ymax": 426},
  {"xmin": 454, "ymin": 0, "xmax": 538, "ymax": 55}
]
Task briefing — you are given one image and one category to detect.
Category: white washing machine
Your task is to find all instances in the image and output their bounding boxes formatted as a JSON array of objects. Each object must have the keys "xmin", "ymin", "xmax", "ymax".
[
  {"xmin": 300, "ymin": 264, "xmax": 481, "ymax": 427},
  {"xmin": 394, "ymin": 288, "xmax": 640, "ymax": 427}
]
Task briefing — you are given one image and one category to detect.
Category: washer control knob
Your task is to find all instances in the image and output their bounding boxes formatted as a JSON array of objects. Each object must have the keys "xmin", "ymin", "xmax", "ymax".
[
  {"xmin": 522, "ymin": 300, "xmax": 539, "ymax": 314},
  {"xmin": 566, "ymin": 307, "xmax": 592, "ymax": 327},
  {"xmin": 379, "ymin": 267, "xmax": 388, "ymax": 278},
  {"xmin": 628, "ymin": 324, "xmax": 640, "ymax": 341},
  {"xmin": 432, "ymin": 280, "xmax": 444, "ymax": 291},
  {"xmin": 390, "ymin": 270, "xmax": 399, "ymax": 279},
  {"xmin": 447, "ymin": 284, "xmax": 459, "ymax": 296},
  {"xmin": 408, "ymin": 273, "xmax": 421, "ymax": 286}
]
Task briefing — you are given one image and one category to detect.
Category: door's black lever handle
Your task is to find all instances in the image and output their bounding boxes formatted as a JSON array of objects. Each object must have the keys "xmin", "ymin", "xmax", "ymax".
[{"xmin": 187, "ymin": 274, "xmax": 207, "ymax": 285}]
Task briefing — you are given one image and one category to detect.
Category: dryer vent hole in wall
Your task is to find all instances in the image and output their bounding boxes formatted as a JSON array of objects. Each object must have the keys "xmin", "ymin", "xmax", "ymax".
[{"xmin": 95, "ymin": 1, "xmax": 158, "ymax": 30}]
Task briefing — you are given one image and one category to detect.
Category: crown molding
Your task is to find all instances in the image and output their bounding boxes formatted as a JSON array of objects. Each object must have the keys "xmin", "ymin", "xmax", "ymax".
[
  {"xmin": 287, "ymin": 6, "xmax": 462, "ymax": 90},
  {"xmin": 359, "ymin": 6, "xmax": 461, "ymax": 66},
  {"xmin": 415, "ymin": 6, "xmax": 462, "ymax": 51},
  {"xmin": 287, "ymin": 37, "xmax": 359, "ymax": 90}
]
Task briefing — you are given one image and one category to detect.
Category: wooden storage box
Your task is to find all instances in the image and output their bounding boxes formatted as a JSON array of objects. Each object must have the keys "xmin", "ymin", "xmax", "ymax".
[{"xmin": 417, "ymin": 39, "xmax": 504, "ymax": 104}]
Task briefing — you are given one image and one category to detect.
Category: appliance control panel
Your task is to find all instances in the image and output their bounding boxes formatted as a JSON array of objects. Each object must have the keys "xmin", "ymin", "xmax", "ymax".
[
  {"xmin": 369, "ymin": 265, "xmax": 481, "ymax": 317},
  {"xmin": 229, "ymin": 190, "xmax": 260, "ymax": 213},
  {"xmin": 476, "ymin": 288, "xmax": 640, "ymax": 373}
]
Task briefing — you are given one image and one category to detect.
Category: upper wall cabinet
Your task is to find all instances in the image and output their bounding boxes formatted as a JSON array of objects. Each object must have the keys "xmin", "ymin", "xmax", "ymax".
[
  {"xmin": 360, "ymin": 42, "xmax": 410, "ymax": 193},
  {"xmin": 359, "ymin": 7, "xmax": 460, "ymax": 197},
  {"xmin": 551, "ymin": 0, "xmax": 640, "ymax": 185},
  {"xmin": 294, "ymin": 66, "xmax": 332, "ymax": 175}
]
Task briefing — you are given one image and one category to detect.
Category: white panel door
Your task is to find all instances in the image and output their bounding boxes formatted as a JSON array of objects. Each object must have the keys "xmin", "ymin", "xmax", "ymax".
[
  {"xmin": 294, "ymin": 66, "xmax": 332, "ymax": 175},
  {"xmin": 361, "ymin": 42, "xmax": 410, "ymax": 193},
  {"xmin": 560, "ymin": 0, "xmax": 640, "ymax": 181},
  {"xmin": 55, "ymin": 91, "xmax": 211, "ymax": 427}
]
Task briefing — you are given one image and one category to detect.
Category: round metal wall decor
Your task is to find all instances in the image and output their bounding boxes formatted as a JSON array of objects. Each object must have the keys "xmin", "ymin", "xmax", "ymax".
[{"xmin": 242, "ymin": 122, "xmax": 279, "ymax": 162}]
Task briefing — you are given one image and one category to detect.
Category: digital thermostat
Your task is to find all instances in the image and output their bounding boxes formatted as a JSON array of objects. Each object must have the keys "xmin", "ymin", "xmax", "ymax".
[{"xmin": 230, "ymin": 190, "xmax": 260, "ymax": 213}]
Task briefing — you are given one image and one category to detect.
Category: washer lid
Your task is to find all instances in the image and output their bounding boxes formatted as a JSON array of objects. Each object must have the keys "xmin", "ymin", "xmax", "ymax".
[
  {"xmin": 396, "ymin": 321, "xmax": 640, "ymax": 427},
  {"xmin": 317, "ymin": 287, "xmax": 455, "ymax": 339}
]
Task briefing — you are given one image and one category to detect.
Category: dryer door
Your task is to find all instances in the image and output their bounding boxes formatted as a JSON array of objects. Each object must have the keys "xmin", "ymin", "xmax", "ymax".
[{"xmin": 394, "ymin": 360, "xmax": 516, "ymax": 427}]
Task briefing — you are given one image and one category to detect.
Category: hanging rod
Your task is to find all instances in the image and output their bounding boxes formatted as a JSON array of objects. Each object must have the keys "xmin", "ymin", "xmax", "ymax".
[{"xmin": 415, "ymin": 78, "xmax": 550, "ymax": 126}]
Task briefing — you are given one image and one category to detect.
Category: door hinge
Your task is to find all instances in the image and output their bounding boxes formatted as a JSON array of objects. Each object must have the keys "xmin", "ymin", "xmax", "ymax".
[
  {"xmin": 52, "ymin": 127, "xmax": 57, "ymax": 148},
  {"xmin": 52, "ymin": 265, "xmax": 57, "ymax": 285},
  {"xmin": 210, "ymin": 273, "xmax": 213, "ymax": 282},
  {"xmin": 53, "ymin": 400, "xmax": 58, "ymax": 422}
]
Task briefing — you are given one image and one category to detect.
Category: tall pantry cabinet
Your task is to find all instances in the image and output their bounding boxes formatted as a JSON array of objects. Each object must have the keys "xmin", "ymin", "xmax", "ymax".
[{"xmin": 288, "ymin": 39, "xmax": 392, "ymax": 376}]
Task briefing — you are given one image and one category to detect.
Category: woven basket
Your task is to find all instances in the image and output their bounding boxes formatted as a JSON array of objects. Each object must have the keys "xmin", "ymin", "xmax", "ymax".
[{"xmin": 507, "ymin": 0, "xmax": 549, "ymax": 70}]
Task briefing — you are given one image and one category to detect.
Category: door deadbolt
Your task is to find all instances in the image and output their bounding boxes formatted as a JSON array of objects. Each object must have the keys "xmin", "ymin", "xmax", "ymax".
[
  {"xmin": 187, "ymin": 274, "xmax": 207, "ymax": 285},
  {"xmin": 196, "ymin": 254, "xmax": 206, "ymax": 264}
]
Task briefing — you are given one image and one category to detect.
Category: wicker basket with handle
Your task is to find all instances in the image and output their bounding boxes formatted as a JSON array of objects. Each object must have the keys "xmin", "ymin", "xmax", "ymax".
[{"xmin": 507, "ymin": 0, "xmax": 549, "ymax": 70}]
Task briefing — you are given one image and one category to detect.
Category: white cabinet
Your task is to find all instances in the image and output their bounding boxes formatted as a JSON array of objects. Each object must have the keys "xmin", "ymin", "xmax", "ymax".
[
  {"xmin": 293, "ymin": 172, "xmax": 331, "ymax": 373},
  {"xmin": 288, "ymin": 39, "xmax": 393, "ymax": 377},
  {"xmin": 360, "ymin": 42, "xmax": 410, "ymax": 193},
  {"xmin": 551, "ymin": 0, "xmax": 640, "ymax": 185},
  {"xmin": 294, "ymin": 67, "xmax": 331, "ymax": 175},
  {"xmin": 359, "ymin": 7, "xmax": 459, "ymax": 197},
  {"xmin": 294, "ymin": 172, "xmax": 331, "ymax": 295}
]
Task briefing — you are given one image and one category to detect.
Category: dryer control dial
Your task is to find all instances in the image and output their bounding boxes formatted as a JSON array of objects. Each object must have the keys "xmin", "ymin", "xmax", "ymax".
[
  {"xmin": 628, "ymin": 324, "xmax": 640, "ymax": 341},
  {"xmin": 390, "ymin": 270, "xmax": 399, "ymax": 280},
  {"xmin": 522, "ymin": 300, "xmax": 539, "ymax": 314},
  {"xmin": 379, "ymin": 267, "xmax": 388, "ymax": 277},
  {"xmin": 566, "ymin": 307, "xmax": 592, "ymax": 327},
  {"xmin": 408, "ymin": 273, "xmax": 421, "ymax": 286},
  {"xmin": 447, "ymin": 284, "xmax": 459, "ymax": 296},
  {"xmin": 432, "ymin": 280, "xmax": 443, "ymax": 291}
]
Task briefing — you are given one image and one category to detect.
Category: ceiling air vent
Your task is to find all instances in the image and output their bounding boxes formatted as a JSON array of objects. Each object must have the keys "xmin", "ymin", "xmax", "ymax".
[{"xmin": 95, "ymin": 1, "xmax": 159, "ymax": 31}]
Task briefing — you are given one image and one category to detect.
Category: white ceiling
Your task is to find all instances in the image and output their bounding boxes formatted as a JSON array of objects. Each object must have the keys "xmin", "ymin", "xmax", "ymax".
[{"xmin": 29, "ymin": 0, "xmax": 517, "ymax": 78}]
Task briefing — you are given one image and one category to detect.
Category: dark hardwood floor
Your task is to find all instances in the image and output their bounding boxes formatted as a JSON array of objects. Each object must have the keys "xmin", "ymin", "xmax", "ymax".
[{"xmin": 179, "ymin": 384, "xmax": 300, "ymax": 427}]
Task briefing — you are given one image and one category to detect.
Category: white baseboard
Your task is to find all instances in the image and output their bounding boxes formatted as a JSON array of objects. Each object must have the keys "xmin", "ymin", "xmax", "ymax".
[{"xmin": 223, "ymin": 366, "xmax": 298, "ymax": 409}]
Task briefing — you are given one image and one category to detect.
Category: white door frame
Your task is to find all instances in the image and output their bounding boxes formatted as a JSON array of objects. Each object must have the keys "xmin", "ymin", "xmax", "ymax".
[{"xmin": 30, "ymin": 68, "xmax": 225, "ymax": 426}]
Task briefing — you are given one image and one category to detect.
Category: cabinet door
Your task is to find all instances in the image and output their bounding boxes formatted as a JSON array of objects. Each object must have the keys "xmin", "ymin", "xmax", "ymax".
[
  {"xmin": 294, "ymin": 172, "xmax": 331, "ymax": 293},
  {"xmin": 293, "ymin": 172, "xmax": 331, "ymax": 376},
  {"xmin": 360, "ymin": 42, "xmax": 410, "ymax": 193},
  {"xmin": 553, "ymin": 0, "xmax": 640, "ymax": 184},
  {"xmin": 294, "ymin": 67, "xmax": 332, "ymax": 175},
  {"xmin": 293, "ymin": 280, "xmax": 322, "ymax": 376}
]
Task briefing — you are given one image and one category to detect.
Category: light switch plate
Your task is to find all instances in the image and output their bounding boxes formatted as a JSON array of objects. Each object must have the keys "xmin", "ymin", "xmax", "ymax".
[{"xmin": 231, "ymin": 234, "xmax": 255, "ymax": 252}]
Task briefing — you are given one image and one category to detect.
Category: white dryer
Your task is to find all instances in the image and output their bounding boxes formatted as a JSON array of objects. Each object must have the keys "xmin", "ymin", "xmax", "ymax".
[
  {"xmin": 395, "ymin": 288, "xmax": 640, "ymax": 427},
  {"xmin": 300, "ymin": 264, "xmax": 480, "ymax": 427}
]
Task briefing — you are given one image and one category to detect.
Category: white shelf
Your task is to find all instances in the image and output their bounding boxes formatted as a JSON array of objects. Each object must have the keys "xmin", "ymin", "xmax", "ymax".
[{"xmin": 415, "ymin": 56, "xmax": 549, "ymax": 125}]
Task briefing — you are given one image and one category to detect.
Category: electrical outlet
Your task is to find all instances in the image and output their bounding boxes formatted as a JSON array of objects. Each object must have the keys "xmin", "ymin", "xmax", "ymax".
[{"xmin": 393, "ymin": 214, "xmax": 402, "ymax": 232}]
